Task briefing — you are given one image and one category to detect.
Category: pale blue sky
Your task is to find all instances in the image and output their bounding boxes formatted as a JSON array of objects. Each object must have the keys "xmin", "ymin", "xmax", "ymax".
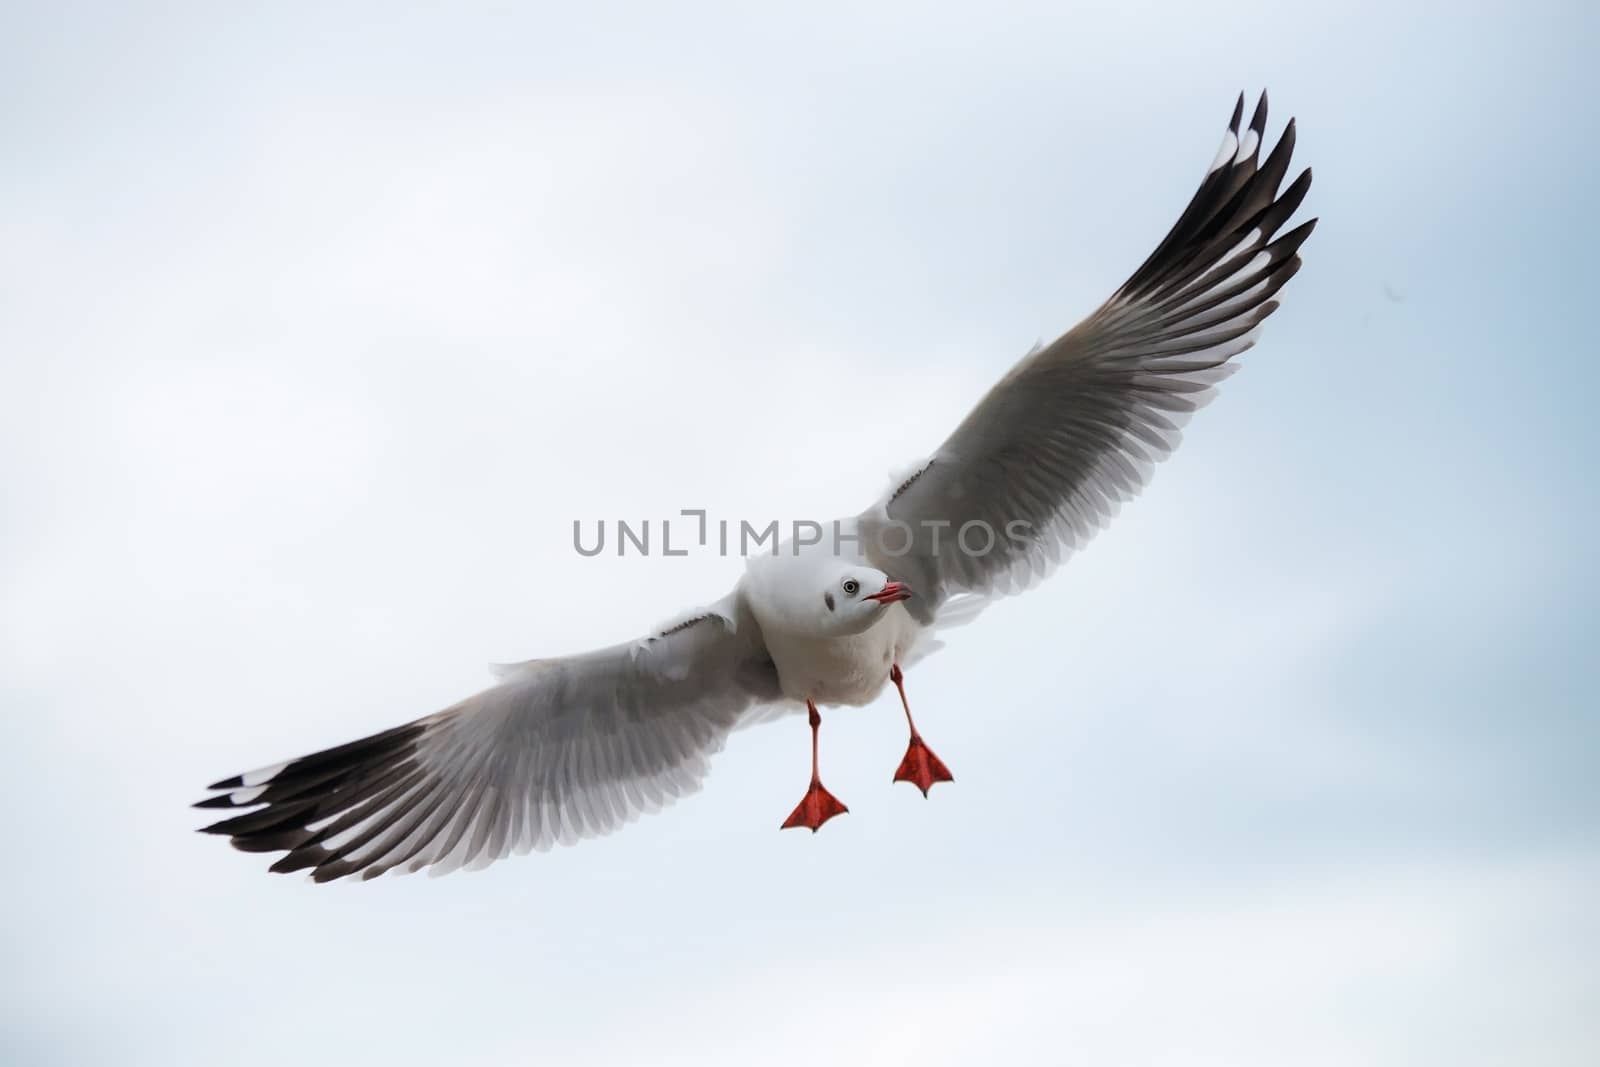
[{"xmin": 2, "ymin": 2, "xmax": 1596, "ymax": 1064}]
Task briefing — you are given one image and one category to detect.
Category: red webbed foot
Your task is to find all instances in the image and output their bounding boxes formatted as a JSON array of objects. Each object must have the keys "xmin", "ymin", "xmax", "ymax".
[
  {"xmin": 893, "ymin": 735, "xmax": 954, "ymax": 797},
  {"xmin": 782, "ymin": 779, "xmax": 849, "ymax": 832}
]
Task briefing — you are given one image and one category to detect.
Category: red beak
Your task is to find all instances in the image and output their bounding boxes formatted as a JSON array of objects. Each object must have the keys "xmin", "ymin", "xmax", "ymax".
[{"xmin": 864, "ymin": 580, "xmax": 912, "ymax": 604}]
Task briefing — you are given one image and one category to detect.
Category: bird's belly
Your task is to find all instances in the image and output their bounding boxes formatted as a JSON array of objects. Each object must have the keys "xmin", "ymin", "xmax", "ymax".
[{"xmin": 766, "ymin": 625, "xmax": 903, "ymax": 707}]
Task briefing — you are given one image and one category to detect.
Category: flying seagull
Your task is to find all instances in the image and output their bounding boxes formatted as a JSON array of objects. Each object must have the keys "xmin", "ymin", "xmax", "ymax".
[{"xmin": 197, "ymin": 92, "xmax": 1314, "ymax": 882}]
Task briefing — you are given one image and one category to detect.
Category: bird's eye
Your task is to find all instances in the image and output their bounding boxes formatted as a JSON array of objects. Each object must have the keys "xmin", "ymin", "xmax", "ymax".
[{"xmin": 842, "ymin": 579, "xmax": 860, "ymax": 596}]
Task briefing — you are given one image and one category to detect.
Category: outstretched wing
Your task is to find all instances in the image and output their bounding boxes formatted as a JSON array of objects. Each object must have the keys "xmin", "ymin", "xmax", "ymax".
[
  {"xmin": 860, "ymin": 92, "xmax": 1314, "ymax": 620},
  {"xmin": 195, "ymin": 596, "xmax": 779, "ymax": 882}
]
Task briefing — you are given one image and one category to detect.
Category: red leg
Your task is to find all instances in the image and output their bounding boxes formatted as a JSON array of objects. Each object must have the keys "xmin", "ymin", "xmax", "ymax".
[
  {"xmin": 890, "ymin": 664, "xmax": 953, "ymax": 797},
  {"xmin": 781, "ymin": 700, "xmax": 849, "ymax": 832}
]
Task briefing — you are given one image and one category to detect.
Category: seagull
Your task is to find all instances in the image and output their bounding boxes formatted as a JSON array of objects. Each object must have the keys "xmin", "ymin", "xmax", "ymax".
[{"xmin": 197, "ymin": 92, "xmax": 1314, "ymax": 882}]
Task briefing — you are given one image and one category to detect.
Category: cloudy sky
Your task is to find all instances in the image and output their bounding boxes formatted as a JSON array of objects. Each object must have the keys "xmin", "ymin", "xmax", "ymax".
[{"xmin": 2, "ymin": 2, "xmax": 1595, "ymax": 1064}]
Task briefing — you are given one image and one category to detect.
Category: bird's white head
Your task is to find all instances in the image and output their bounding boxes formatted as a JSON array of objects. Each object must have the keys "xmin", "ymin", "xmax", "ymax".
[
  {"xmin": 805, "ymin": 564, "xmax": 913, "ymax": 636},
  {"xmin": 743, "ymin": 550, "xmax": 914, "ymax": 638}
]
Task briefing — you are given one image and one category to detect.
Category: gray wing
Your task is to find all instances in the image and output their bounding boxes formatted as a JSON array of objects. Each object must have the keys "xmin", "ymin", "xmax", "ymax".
[
  {"xmin": 196, "ymin": 595, "xmax": 779, "ymax": 882},
  {"xmin": 860, "ymin": 93, "xmax": 1314, "ymax": 620}
]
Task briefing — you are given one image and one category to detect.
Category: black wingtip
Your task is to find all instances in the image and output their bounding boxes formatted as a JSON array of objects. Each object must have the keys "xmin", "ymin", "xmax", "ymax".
[
  {"xmin": 269, "ymin": 848, "xmax": 327, "ymax": 875},
  {"xmin": 193, "ymin": 794, "xmax": 237, "ymax": 810},
  {"xmin": 1229, "ymin": 92, "xmax": 1245, "ymax": 133},
  {"xmin": 206, "ymin": 775, "xmax": 243, "ymax": 791},
  {"xmin": 1249, "ymin": 91, "xmax": 1269, "ymax": 138}
]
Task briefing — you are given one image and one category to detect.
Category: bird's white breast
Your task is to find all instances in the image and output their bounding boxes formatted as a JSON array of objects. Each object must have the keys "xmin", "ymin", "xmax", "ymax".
[{"xmin": 763, "ymin": 607, "xmax": 919, "ymax": 706}]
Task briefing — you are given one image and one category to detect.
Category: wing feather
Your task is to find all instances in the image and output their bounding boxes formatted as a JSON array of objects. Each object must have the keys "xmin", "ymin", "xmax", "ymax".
[
  {"xmin": 196, "ymin": 594, "xmax": 780, "ymax": 881},
  {"xmin": 860, "ymin": 92, "xmax": 1314, "ymax": 617}
]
